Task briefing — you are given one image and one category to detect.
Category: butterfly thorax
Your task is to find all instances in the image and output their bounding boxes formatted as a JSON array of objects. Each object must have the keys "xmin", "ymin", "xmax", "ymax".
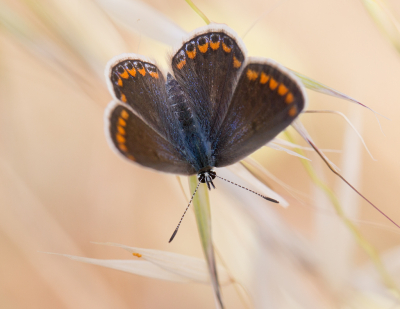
[{"xmin": 166, "ymin": 74, "xmax": 214, "ymax": 172}]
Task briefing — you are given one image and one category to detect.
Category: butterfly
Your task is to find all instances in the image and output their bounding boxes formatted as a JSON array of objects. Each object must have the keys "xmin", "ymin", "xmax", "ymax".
[{"xmin": 104, "ymin": 23, "xmax": 307, "ymax": 193}]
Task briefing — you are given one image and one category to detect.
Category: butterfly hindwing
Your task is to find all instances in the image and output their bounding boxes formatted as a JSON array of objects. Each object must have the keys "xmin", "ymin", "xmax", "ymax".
[
  {"xmin": 171, "ymin": 25, "xmax": 246, "ymax": 139},
  {"xmin": 105, "ymin": 101, "xmax": 196, "ymax": 175},
  {"xmin": 214, "ymin": 59, "xmax": 307, "ymax": 167}
]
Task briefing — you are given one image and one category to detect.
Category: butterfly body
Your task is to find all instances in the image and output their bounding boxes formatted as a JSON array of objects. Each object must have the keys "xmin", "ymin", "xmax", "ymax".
[
  {"xmin": 104, "ymin": 24, "xmax": 307, "ymax": 182},
  {"xmin": 165, "ymin": 73, "xmax": 214, "ymax": 172}
]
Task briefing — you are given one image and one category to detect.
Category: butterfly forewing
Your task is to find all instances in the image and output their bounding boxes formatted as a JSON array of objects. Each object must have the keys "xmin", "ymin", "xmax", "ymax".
[
  {"xmin": 214, "ymin": 59, "xmax": 307, "ymax": 167},
  {"xmin": 171, "ymin": 26, "xmax": 245, "ymax": 140},
  {"xmin": 105, "ymin": 101, "xmax": 196, "ymax": 175},
  {"xmin": 106, "ymin": 55, "xmax": 176, "ymax": 142}
]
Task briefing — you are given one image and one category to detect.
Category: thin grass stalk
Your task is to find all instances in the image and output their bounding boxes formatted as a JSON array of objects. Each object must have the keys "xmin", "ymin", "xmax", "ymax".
[
  {"xmin": 284, "ymin": 131, "xmax": 399, "ymax": 297},
  {"xmin": 189, "ymin": 175, "xmax": 224, "ymax": 308}
]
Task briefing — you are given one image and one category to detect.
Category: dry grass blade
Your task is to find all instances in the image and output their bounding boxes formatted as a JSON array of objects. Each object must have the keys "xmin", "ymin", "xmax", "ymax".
[
  {"xmin": 45, "ymin": 243, "xmax": 232, "ymax": 284},
  {"xmin": 361, "ymin": 0, "xmax": 400, "ymax": 53},
  {"xmin": 271, "ymin": 138, "xmax": 341, "ymax": 153},
  {"xmin": 304, "ymin": 110, "xmax": 375, "ymax": 160},
  {"xmin": 184, "ymin": 0, "xmax": 210, "ymax": 25},
  {"xmin": 292, "ymin": 120, "xmax": 400, "ymax": 230},
  {"xmin": 91, "ymin": 242, "xmax": 232, "ymax": 284},
  {"xmin": 45, "ymin": 252, "xmax": 193, "ymax": 282},
  {"xmin": 291, "ymin": 69, "xmax": 388, "ymax": 135},
  {"xmin": 290, "ymin": 121, "xmax": 400, "ymax": 295},
  {"xmin": 96, "ymin": 0, "xmax": 187, "ymax": 46},
  {"xmin": 266, "ymin": 142, "xmax": 311, "ymax": 160}
]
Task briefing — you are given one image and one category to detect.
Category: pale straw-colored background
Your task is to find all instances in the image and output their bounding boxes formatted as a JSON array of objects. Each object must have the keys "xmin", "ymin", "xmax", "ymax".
[{"xmin": 1, "ymin": 0, "xmax": 400, "ymax": 308}]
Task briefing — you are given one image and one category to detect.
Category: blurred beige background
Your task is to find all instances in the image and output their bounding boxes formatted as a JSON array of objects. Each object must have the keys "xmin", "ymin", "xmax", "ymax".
[{"xmin": 1, "ymin": 0, "xmax": 400, "ymax": 308}]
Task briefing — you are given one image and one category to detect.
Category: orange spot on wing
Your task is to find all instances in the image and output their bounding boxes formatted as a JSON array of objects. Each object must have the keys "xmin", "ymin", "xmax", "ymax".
[
  {"xmin": 269, "ymin": 78, "xmax": 278, "ymax": 90},
  {"xmin": 198, "ymin": 42, "xmax": 208, "ymax": 53},
  {"xmin": 210, "ymin": 41, "xmax": 220, "ymax": 50},
  {"xmin": 120, "ymin": 93, "xmax": 127, "ymax": 103},
  {"xmin": 119, "ymin": 70, "xmax": 129, "ymax": 79},
  {"xmin": 186, "ymin": 49, "xmax": 196, "ymax": 59},
  {"xmin": 138, "ymin": 68, "xmax": 146, "ymax": 76},
  {"xmin": 121, "ymin": 109, "xmax": 129, "ymax": 119},
  {"xmin": 116, "ymin": 134, "xmax": 126, "ymax": 143},
  {"xmin": 288, "ymin": 106, "xmax": 297, "ymax": 117},
  {"xmin": 177, "ymin": 59, "xmax": 186, "ymax": 70},
  {"xmin": 150, "ymin": 71, "xmax": 159, "ymax": 79},
  {"xmin": 233, "ymin": 56, "xmax": 241, "ymax": 68},
  {"xmin": 128, "ymin": 68, "xmax": 136, "ymax": 77},
  {"xmin": 117, "ymin": 77, "xmax": 123, "ymax": 87},
  {"xmin": 118, "ymin": 117, "xmax": 126, "ymax": 126},
  {"xmin": 285, "ymin": 92, "xmax": 294, "ymax": 104},
  {"xmin": 132, "ymin": 253, "xmax": 142, "ymax": 258},
  {"xmin": 246, "ymin": 69, "xmax": 259, "ymax": 81},
  {"xmin": 278, "ymin": 84, "xmax": 289, "ymax": 96},
  {"xmin": 222, "ymin": 43, "xmax": 232, "ymax": 53},
  {"xmin": 127, "ymin": 155, "xmax": 135, "ymax": 161},
  {"xmin": 260, "ymin": 72, "xmax": 269, "ymax": 84},
  {"xmin": 117, "ymin": 125, "xmax": 125, "ymax": 135},
  {"xmin": 119, "ymin": 144, "xmax": 128, "ymax": 152}
]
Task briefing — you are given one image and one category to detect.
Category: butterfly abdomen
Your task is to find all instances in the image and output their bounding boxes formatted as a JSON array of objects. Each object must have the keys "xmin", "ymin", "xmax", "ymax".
[{"xmin": 166, "ymin": 74, "xmax": 196, "ymax": 130}]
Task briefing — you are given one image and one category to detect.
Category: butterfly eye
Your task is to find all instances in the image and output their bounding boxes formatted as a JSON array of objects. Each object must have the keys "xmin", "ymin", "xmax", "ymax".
[{"xmin": 197, "ymin": 173, "xmax": 205, "ymax": 183}]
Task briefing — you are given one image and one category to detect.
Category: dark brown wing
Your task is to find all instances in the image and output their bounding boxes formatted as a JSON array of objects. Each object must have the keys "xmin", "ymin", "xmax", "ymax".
[
  {"xmin": 171, "ymin": 25, "xmax": 246, "ymax": 140},
  {"xmin": 214, "ymin": 59, "xmax": 307, "ymax": 167},
  {"xmin": 106, "ymin": 54, "xmax": 176, "ymax": 143},
  {"xmin": 105, "ymin": 101, "xmax": 196, "ymax": 175}
]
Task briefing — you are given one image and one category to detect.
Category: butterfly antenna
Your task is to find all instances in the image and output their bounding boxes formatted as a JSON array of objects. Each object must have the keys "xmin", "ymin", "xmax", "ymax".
[
  {"xmin": 169, "ymin": 182, "xmax": 201, "ymax": 243},
  {"xmin": 215, "ymin": 175, "xmax": 279, "ymax": 203}
]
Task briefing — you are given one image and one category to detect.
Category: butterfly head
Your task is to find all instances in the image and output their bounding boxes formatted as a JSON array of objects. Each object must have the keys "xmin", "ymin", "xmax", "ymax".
[{"xmin": 197, "ymin": 169, "xmax": 216, "ymax": 190}]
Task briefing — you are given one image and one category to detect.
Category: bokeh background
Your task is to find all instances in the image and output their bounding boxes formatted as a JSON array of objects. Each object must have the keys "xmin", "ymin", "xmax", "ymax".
[{"xmin": 1, "ymin": 0, "xmax": 400, "ymax": 308}]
